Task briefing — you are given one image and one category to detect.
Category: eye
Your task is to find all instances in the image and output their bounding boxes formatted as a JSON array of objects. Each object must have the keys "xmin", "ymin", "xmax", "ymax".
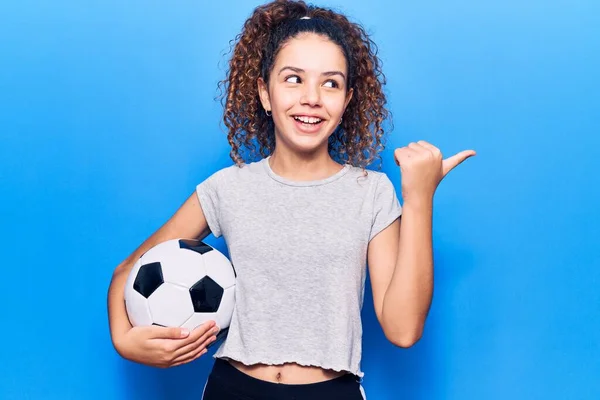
[
  {"xmin": 323, "ymin": 79, "xmax": 339, "ymax": 88},
  {"xmin": 285, "ymin": 75, "xmax": 301, "ymax": 84}
]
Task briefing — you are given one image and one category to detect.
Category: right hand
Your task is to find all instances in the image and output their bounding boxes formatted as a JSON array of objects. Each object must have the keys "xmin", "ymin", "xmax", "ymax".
[{"xmin": 116, "ymin": 320, "xmax": 220, "ymax": 368}]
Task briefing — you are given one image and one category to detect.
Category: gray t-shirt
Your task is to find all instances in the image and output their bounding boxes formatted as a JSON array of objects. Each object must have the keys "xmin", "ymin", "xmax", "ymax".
[{"xmin": 196, "ymin": 156, "xmax": 402, "ymax": 378}]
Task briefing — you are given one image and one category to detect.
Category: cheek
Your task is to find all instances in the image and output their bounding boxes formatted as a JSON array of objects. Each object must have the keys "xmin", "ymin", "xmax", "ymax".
[
  {"xmin": 271, "ymin": 90, "xmax": 297, "ymax": 111},
  {"xmin": 323, "ymin": 96, "xmax": 347, "ymax": 118}
]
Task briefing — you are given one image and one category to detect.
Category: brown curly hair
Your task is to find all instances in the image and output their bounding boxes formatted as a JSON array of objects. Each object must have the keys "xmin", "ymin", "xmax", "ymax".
[{"xmin": 217, "ymin": 0, "xmax": 392, "ymax": 169}]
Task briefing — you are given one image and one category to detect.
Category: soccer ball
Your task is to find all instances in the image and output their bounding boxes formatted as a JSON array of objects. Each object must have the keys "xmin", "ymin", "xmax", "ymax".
[{"xmin": 124, "ymin": 238, "xmax": 236, "ymax": 345}]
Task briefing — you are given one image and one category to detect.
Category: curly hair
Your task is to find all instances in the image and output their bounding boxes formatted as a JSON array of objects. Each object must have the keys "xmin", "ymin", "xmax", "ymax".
[{"xmin": 217, "ymin": 0, "xmax": 392, "ymax": 169}]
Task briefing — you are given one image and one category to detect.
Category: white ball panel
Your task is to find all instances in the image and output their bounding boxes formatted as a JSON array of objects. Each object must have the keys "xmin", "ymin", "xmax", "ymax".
[
  {"xmin": 138, "ymin": 239, "xmax": 180, "ymax": 264},
  {"xmin": 161, "ymin": 248, "xmax": 207, "ymax": 288},
  {"xmin": 124, "ymin": 258, "xmax": 142, "ymax": 292},
  {"xmin": 203, "ymin": 250, "xmax": 236, "ymax": 289},
  {"xmin": 148, "ymin": 283, "xmax": 194, "ymax": 327},
  {"xmin": 180, "ymin": 312, "xmax": 217, "ymax": 332},
  {"xmin": 124, "ymin": 288, "xmax": 153, "ymax": 327},
  {"xmin": 125, "ymin": 258, "xmax": 142, "ymax": 289}
]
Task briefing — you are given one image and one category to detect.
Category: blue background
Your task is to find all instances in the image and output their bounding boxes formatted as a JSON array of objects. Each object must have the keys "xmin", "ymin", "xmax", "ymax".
[{"xmin": 1, "ymin": 0, "xmax": 599, "ymax": 399}]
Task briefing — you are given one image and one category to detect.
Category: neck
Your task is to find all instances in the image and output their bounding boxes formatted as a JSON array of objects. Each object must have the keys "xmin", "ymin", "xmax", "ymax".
[{"xmin": 268, "ymin": 147, "xmax": 343, "ymax": 182}]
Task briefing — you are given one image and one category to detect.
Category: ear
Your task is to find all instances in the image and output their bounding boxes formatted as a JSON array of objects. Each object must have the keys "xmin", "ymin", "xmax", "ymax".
[
  {"xmin": 344, "ymin": 87, "xmax": 354, "ymax": 110},
  {"xmin": 257, "ymin": 77, "xmax": 272, "ymax": 112}
]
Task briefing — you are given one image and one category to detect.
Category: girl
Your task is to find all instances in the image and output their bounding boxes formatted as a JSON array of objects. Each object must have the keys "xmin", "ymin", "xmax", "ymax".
[{"xmin": 107, "ymin": 1, "xmax": 475, "ymax": 399}]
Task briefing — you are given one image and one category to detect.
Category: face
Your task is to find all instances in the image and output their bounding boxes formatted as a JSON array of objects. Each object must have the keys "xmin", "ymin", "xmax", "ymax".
[{"xmin": 258, "ymin": 33, "xmax": 353, "ymax": 156}]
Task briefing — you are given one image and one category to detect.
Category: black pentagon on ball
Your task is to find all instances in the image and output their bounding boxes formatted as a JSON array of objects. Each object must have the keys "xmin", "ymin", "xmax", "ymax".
[
  {"xmin": 189, "ymin": 276, "xmax": 224, "ymax": 312},
  {"xmin": 133, "ymin": 262, "xmax": 164, "ymax": 298},
  {"xmin": 179, "ymin": 239, "xmax": 213, "ymax": 255}
]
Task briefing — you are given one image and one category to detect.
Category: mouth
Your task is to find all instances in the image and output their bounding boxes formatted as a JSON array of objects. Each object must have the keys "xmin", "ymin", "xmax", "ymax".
[{"xmin": 291, "ymin": 115, "xmax": 325, "ymax": 134}]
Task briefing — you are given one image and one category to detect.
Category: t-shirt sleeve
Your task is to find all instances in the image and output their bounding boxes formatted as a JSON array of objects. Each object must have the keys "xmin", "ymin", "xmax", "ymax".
[
  {"xmin": 369, "ymin": 173, "xmax": 403, "ymax": 241},
  {"xmin": 195, "ymin": 171, "xmax": 223, "ymax": 238}
]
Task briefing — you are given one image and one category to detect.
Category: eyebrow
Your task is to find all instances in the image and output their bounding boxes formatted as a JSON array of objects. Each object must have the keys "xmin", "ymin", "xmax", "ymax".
[{"xmin": 278, "ymin": 66, "xmax": 346, "ymax": 81}]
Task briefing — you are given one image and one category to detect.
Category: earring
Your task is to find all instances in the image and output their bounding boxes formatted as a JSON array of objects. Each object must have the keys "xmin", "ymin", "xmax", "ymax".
[
  {"xmin": 265, "ymin": 110, "xmax": 272, "ymax": 116},
  {"xmin": 339, "ymin": 117, "xmax": 343, "ymax": 125}
]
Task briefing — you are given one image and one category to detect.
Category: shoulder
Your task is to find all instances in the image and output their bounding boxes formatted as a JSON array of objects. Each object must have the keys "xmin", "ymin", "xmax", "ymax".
[
  {"xmin": 201, "ymin": 158, "xmax": 265, "ymax": 187},
  {"xmin": 341, "ymin": 166, "xmax": 400, "ymax": 206},
  {"xmin": 221, "ymin": 159, "xmax": 264, "ymax": 179},
  {"xmin": 344, "ymin": 165, "xmax": 393, "ymax": 188}
]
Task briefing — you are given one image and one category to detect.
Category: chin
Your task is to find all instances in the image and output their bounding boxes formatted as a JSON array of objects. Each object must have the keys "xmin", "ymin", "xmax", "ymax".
[
  {"xmin": 274, "ymin": 118, "xmax": 337, "ymax": 154},
  {"xmin": 286, "ymin": 133, "xmax": 333, "ymax": 154}
]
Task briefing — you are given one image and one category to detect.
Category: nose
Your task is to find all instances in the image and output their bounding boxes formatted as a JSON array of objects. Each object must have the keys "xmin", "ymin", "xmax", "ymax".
[{"xmin": 300, "ymin": 82, "xmax": 322, "ymax": 107}]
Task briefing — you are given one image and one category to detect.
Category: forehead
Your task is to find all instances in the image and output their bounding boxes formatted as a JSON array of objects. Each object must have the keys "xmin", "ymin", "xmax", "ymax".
[{"xmin": 274, "ymin": 33, "xmax": 347, "ymax": 73}]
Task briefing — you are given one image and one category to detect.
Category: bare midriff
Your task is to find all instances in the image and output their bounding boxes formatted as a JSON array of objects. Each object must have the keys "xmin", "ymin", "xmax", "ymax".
[{"xmin": 227, "ymin": 359, "xmax": 347, "ymax": 384}]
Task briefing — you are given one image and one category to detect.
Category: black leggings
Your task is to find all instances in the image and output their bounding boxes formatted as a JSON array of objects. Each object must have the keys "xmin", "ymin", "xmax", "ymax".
[{"xmin": 201, "ymin": 358, "xmax": 366, "ymax": 400}]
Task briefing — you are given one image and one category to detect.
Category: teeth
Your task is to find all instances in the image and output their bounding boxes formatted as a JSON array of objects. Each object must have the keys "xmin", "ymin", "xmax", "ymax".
[{"xmin": 294, "ymin": 116, "xmax": 322, "ymax": 124}]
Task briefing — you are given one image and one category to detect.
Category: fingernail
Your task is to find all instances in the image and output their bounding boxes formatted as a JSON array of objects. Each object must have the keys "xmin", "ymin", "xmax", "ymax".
[
  {"xmin": 213, "ymin": 325, "xmax": 220, "ymax": 334},
  {"xmin": 180, "ymin": 328, "xmax": 189, "ymax": 337}
]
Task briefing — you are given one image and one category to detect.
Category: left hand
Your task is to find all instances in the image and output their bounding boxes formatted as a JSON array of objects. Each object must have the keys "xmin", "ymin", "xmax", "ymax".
[{"xmin": 394, "ymin": 140, "xmax": 476, "ymax": 202}]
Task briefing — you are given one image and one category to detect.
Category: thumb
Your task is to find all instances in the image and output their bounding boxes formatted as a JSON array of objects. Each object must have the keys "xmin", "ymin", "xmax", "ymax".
[
  {"xmin": 150, "ymin": 325, "xmax": 190, "ymax": 339},
  {"xmin": 442, "ymin": 150, "xmax": 476, "ymax": 176}
]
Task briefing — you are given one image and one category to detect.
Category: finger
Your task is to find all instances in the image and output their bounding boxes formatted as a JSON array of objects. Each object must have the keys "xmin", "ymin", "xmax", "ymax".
[
  {"xmin": 393, "ymin": 148, "xmax": 404, "ymax": 165},
  {"xmin": 171, "ymin": 332, "xmax": 216, "ymax": 366},
  {"xmin": 171, "ymin": 347, "xmax": 208, "ymax": 367},
  {"xmin": 442, "ymin": 150, "xmax": 476, "ymax": 176},
  {"xmin": 148, "ymin": 325, "xmax": 191, "ymax": 340},
  {"xmin": 417, "ymin": 141, "xmax": 441, "ymax": 155},
  {"xmin": 185, "ymin": 321, "xmax": 217, "ymax": 342},
  {"xmin": 402, "ymin": 147, "xmax": 420, "ymax": 158},
  {"xmin": 407, "ymin": 142, "xmax": 426, "ymax": 151},
  {"xmin": 394, "ymin": 147, "xmax": 417, "ymax": 165},
  {"xmin": 165, "ymin": 321, "xmax": 217, "ymax": 352},
  {"xmin": 172, "ymin": 325, "xmax": 220, "ymax": 358},
  {"xmin": 149, "ymin": 320, "xmax": 215, "ymax": 340}
]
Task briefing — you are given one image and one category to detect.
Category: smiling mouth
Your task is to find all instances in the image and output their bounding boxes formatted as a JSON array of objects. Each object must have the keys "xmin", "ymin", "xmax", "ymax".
[
  {"xmin": 293, "ymin": 115, "xmax": 323, "ymax": 124},
  {"xmin": 291, "ymin": 115, "xmax": 325, "ymax": 133}
]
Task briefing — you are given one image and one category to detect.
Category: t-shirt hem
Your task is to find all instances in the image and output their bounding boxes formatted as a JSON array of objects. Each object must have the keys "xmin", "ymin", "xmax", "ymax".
[
  {"xmin": 212, "ymin": 353, "xmax": 364, "ymax": 378},
  {"xmin": 369, "ymin": 208, "xmax": 402, "ymax": 242}
]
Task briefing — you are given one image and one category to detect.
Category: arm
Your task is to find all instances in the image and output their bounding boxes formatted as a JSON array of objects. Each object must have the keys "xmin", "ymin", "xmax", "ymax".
[
  {"xmin": 368, "ymin": 140, "xmax": 475, "ymax": 348},
  {"xmin": 367, "ymin": 197, "xmax": 433, "ymax": 348},
  {"xmin": 108, "ymin": 192, "xmax": 216, "ymax": 365}
]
